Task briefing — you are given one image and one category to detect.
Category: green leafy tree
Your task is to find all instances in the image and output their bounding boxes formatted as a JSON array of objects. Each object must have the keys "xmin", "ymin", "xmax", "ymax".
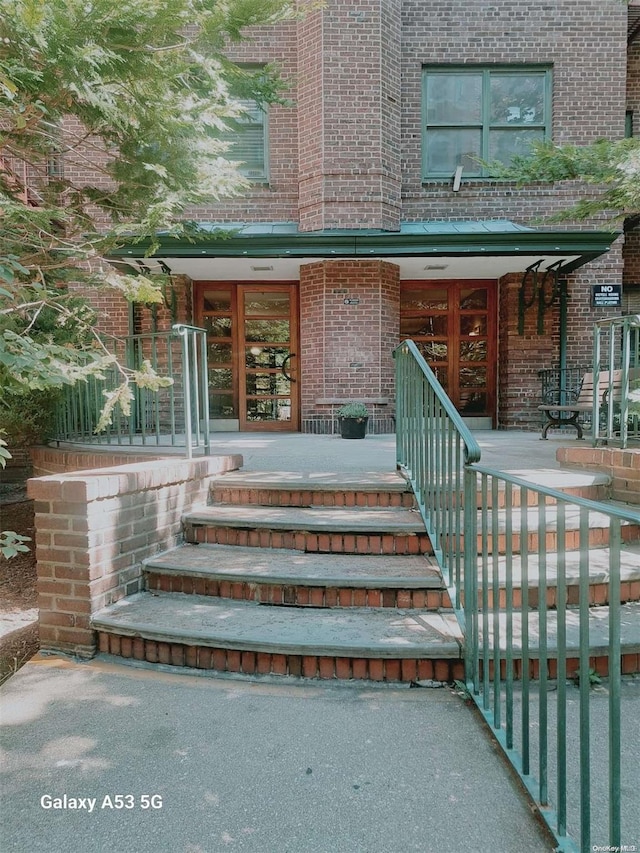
[
  {"xmin": 0, "ymin": 0, "xmax": 299, "ymax": 443},
  {"xmin": 496, "ymin": 137, "xmax": 640, "ymax": 226}
]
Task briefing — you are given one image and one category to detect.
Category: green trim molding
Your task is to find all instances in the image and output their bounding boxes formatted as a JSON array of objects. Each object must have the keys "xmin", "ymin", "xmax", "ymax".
[{"xmin": 110, "ymin": 220, "xmax": 617, "ymax": 275}]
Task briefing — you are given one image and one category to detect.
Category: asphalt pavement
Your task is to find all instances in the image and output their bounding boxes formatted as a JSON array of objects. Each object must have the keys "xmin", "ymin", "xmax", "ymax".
[{"xmin": 1, "ymin": 655, "xmax": 556, "ymax": 853}]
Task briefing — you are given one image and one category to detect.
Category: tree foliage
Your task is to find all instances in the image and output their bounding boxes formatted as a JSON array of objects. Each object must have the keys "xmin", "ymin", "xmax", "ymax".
[
  {"xmin": 496, "ymin": 137, "xmax": 640, "ymax": 227},
  {"xmin": 0, "ymin": 0, "xmax": 298, "ymax": 442}
]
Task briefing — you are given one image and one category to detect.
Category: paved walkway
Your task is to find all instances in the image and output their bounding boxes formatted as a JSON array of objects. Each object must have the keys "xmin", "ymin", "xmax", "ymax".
[
  {"xmin": 1, "ymin": 655, "xmax": 556, "ymax": 853},
  {"xmin": 0, "ymin": 430, "xmax": 611, "ymax": 853},
  {"xmin": 202, "ymin": 429, "xmax": 577, "ymax": 476}
]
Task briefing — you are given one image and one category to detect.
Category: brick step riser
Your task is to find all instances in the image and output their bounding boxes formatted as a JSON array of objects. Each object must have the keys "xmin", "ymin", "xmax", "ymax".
[
  {"xmin": 481, "ymin": 653, "xmax": 640, "ymax": 680},
  {"xmin": 470, "ymin": 580, "xmax": 640, "ymax": 610},
  {"xmin": 460, "ymin": 525, "xmax": 640, "ymax": 555},
  {"xmin": 209, "ymin": 485, "xmax": 607, "ymax": 511},
  {"xmin": 145, "ymin": 572, "xmax": 452, "ymax": 609},
  {"xmin": 144, "ymin": 571, "xmax": 640, "ymax": 609},
  {"xmin": 97, "ymin": 631, "xmax": 464, "ymax": 682},
  {"xmin": 185, "ymin": 525, "xmax": 433, "ymax": 555},
  {"xmin": 96, "ymin": 632, "xmax": 640, "ymax": 679},
  {"xmin": 209, "ymin": 488, "xmax": 416, "ymax": 509},
  {"xmin": 476, "ymin": 485, "xmax": 611, "ymax": 509}
]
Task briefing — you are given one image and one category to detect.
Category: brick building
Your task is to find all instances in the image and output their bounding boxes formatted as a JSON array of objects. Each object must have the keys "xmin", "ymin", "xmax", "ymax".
[{"xmin": 104, "ymin": 0, "xmax": 633, "ymax": 435}]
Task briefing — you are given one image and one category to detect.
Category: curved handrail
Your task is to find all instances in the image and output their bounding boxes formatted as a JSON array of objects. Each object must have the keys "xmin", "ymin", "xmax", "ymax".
[
  {"xmin": 393, "ymin": 338, "xmax": 481, "ymax": 618},
  {"xmin": 393, "ymin": 339, "xmax": 481, "ymax": 464}
]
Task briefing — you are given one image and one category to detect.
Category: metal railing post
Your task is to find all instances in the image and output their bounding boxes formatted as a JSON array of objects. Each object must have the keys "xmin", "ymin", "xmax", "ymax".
[{"xmin": 394, "ymin": 339, "xmax": 634, "ymax": 853}]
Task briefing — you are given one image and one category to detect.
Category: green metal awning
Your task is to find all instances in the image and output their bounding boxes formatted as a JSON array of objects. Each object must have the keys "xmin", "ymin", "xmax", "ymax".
[{"xmin": 109, "ymin": 219, "xmax": 617, "ymax": 281}]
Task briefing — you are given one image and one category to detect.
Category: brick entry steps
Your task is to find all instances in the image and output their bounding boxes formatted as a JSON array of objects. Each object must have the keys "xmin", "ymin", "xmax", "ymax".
[
  {"xmin": 93, "ymin": 472, "xmax": 467, "ymax": 681},
  {"xmin": 92, "ymin": 470, "xmax": 640, "ymax": 681}
]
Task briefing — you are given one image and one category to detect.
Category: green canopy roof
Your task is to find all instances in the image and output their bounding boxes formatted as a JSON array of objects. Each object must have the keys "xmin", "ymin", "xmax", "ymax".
[{"xmin": 110, "ymin": 219, "xmax": 616, "ymax": 275}]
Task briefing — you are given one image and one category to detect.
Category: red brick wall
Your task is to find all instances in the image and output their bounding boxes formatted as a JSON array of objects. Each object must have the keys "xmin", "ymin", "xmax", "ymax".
[
  {"xmin": 297, "ymin": 0, "xmax": 402, "ymax": 230},
  {"xmin": 557, "ymin": 446, "xmax": 640, "ymax": 504},
  {"xmin": 182, "ymin": 21, "xmax": 300, "ymax": 224},
  {"xmin": 299, "ymin": 260, "xmax": 399, "ymax": 432},
  {"xmin": 401, "ymin": 0, "xmax": 627, "ymax": 221},
  {"xmin": 27, "ymin": 455, "xmax": 242, "ymax": 657},
  {"xmin": 498, "ymin": 274, "xmax": 558, "ymax": 430},
  {"xmin": 30, "ymin": 447, "xmax": 173, "ymax": 477},
  {"xmin": 623, "ymin": 31, "xmax": 640, "ymax": 299}
]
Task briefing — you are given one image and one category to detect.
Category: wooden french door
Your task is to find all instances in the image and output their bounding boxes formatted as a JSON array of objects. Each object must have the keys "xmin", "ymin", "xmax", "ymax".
[
  {"xmin": 400, "ymin": 281, "xmax": 497, "ymax": 422},
  {"xmin": 195, "ymin": 282, "xmax": 299, "ymax": 431}
]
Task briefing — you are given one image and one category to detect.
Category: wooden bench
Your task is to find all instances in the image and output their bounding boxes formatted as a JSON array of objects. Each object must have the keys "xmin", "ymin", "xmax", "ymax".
[{"xmin": 538, "ymin": 369, "xmax": 639, "ymax": 440}]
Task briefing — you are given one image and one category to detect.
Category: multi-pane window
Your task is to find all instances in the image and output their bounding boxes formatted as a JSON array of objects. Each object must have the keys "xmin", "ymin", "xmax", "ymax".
[
  {"xmin": 422, "ymin": 67, "xmax": 551, "ymax": 179},
  {"xmin": 224, "ymin": 99, "xmax": 268, "ymax": 181}
]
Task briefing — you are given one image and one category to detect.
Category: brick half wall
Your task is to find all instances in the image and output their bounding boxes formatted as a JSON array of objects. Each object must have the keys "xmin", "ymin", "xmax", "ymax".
[
  {"xmin": 27, "ymin": 455, "xmax": 242, "ymax": 658},
  {"xmin": 557, "ymin": 446, "xmax": 640, "ymax": 505}
]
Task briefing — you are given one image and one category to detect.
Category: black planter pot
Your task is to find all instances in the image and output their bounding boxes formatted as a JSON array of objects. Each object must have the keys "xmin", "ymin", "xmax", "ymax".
[{"xmin": 339, "ymin": 416, "xmax": 368, "ymax": 439}]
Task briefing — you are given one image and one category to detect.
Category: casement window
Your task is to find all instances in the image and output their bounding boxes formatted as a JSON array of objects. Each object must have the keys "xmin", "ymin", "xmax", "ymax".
[
  {"xmin": 422, "ymin": 66, "xmax": 552, "ymax": 179},
  {"xmin": 225, "ymin": 98, "xmax": 268, "ymax": 181}
]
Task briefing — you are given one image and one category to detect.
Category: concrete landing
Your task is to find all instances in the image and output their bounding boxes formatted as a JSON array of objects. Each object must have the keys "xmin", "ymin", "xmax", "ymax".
[
  {"xmin": 92, "ymin": 593, "xmax": 463, "ymax": 659},
  {"xmin": 144, "ymin": 544, "xmax": 443, "ymax": 588}
]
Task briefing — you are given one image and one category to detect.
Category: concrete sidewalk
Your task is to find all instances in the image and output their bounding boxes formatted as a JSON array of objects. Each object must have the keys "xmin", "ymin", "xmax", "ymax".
[{"xmin": 0, "ymin": 655, "xmax": 555, "ymax": 853}]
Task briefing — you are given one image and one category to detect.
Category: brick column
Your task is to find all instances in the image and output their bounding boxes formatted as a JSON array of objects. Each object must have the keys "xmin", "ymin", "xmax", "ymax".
[
  {"xmin": 297, "ymin": 0, "xmax": 402, "ymax": 230},
  {"xmin": 299, "ymin": 260, "xmax": 400, "ymax": 432}
]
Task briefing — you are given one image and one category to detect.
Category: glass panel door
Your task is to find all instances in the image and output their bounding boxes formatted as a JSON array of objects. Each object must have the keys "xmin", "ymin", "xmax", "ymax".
[
  {"xmin": 400, "ymin": 281, "xmax": 496, "ymax": 422},
  {"xmin": 195, "ymin": 282, "xmax": 299, "ymax": 431},
  {"xmin": 200, "ymin": 286, "xmax": 238, "ymax": 420},
  {"xmin": 239, "ymin": 284, "xmax": 299, "ymax": 431}
]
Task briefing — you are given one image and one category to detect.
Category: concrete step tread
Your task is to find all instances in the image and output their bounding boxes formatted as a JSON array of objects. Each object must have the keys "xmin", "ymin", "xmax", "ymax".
[
  {"xmin": 185, "ymin": 504, "xmax": 426, "ymax": 533},
  {"xmin": 484, "ymin": 543, "xmax": 640, "ymax": 587},
  {"xmin": 481, "ymin": 501, "xmax": 640, "ymax": 533},
  {"xmin": 92, "ymin": 592, "xmax": 463, "ymax": 658},
  {"xmin": 405, "ymin": 467, "xmax": 611, "ymax": 492},
  {"xmin": 480, "ymin": 601, "xmax": 640, "ymax": 656},
  {"xmin": 210, "ymin": 471, "xmax": 412, "ymax": 492},
  {"xmin": 143, "ymin": 544, "xmax": 443, "ymax": 588},
  {"xmin": 480, "ymin": 468, "xmax": 611, "ymax": 491}
]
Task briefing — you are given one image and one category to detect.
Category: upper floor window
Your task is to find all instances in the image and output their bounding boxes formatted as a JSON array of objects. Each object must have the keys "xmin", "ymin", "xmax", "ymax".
[
  {"xmin": 224, "ymin": 98, "xmax": 268, "ymax": 182},
  {"xmin": 422, "ymin": 66, "xmax": 552, "ymax": 180}
]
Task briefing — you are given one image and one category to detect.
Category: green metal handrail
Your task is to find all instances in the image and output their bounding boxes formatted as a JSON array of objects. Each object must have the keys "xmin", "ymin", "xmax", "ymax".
[
  {"xmin": 592, "ymin": 314, "xmax": 640, "ymax": 448},
  {"xmin": 465, "ymin": 466, "xmax": 636, "ymax": 853},
  {"xmin": 393, "ymin": 339, "xmax": 481, "ymax": 622},
  {"xmin": 54, "ymin": 324, "xmax": 210, "ymax": 457},
  {"xmin": 394, "ymin": 339, "xmax": 633, "ymax": 852}
]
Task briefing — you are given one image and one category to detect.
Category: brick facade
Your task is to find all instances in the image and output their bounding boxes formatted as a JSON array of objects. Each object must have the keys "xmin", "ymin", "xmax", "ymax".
[{"xmin": 57, "ymin": 0, "xmax": 633, "ymax": 432}]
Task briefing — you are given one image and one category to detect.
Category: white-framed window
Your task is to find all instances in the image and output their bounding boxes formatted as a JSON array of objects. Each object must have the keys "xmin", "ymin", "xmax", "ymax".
[{"xmin": 422, "ymin": 66, "xmax": 552, "ymax": 179}]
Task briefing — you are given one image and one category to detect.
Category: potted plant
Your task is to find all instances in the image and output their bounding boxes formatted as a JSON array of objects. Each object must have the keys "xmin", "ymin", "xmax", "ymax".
[{"xmin": 336, "ymin": 402, "xmax": 369, "ymax": 439}]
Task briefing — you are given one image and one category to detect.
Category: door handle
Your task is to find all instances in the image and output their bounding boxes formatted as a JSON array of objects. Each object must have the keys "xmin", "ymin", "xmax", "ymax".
[{"xmin": 281, "ymin": 353, "xmax": 296, "ymax": 382}]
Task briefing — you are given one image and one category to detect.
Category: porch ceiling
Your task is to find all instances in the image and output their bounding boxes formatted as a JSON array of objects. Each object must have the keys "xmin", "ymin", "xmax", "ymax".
[{"xmin": 109, "ymin": 220, "xmax": 617, "ymax": 282}]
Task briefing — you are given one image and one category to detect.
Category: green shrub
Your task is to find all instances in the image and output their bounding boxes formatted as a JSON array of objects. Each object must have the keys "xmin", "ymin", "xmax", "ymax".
[{"xmin": 336, "ymin": 402, "xmax": 369, "ymax": 419}]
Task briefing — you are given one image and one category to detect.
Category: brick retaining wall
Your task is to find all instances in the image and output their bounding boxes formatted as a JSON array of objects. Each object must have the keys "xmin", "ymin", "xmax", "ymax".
[
  {"xmin": 27, "ymin": 455, "xmax": 241, "ymax": 658},
  {"xmin": 557, "ymin": 446, "xmax": 640, "ymax": 505}
]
